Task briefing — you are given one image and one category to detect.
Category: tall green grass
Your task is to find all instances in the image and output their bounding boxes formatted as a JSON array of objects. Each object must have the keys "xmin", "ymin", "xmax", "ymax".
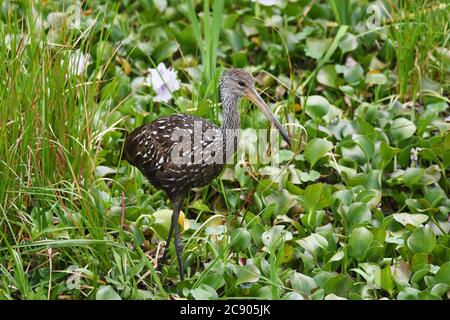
[
  {"xmin": 186, "ymin": 0, "xmax": 224, "ymax": 120},
  {"xmin": 388, "ymin": 1, "xmax": 449, "ymax": 105},
  {"xmin": 0, "ymin": 1, "xmax": 166, "ymax": 299}
]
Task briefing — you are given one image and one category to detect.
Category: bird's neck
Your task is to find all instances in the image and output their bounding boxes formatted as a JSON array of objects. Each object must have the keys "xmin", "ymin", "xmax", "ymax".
[
  {"xmin": 220, "ymin": 91, "xmax": 240, "ymax": 131},
  {"xmin": 220, "ymin": 90, "xmax": 240, "ymax": 161}
]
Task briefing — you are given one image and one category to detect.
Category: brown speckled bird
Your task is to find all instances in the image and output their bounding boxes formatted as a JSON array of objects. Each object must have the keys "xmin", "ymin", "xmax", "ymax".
[{"xmin": 123, "ymin": 69, "xmax": 291, "ymax": 280}]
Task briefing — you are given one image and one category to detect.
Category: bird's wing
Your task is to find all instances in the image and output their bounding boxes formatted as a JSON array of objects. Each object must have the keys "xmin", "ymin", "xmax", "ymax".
[{"xmin": 123, "ymin": 114, "xmax": 224, "ymax": 193}]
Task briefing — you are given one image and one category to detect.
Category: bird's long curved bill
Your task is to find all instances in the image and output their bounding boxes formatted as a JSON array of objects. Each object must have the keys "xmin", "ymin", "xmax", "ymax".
[{"xmin": 247, "ymin": 89, "xmax": 291, "ymax": 147}]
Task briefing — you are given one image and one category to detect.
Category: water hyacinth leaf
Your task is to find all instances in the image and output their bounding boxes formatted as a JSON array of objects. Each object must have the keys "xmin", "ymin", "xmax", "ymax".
[
  {"xmin": 365, "ymin": 240, "xmax": 385, "ymax": 261},
  {"xmin": 327, "ymin": 250, "xmax": 345, "ymax": 264},
  {"xmin": 407, "ymin": 226, "xmax": 436, "ymax": 255},
  {"xmin": 411, "ymin": 267, "xmax": 430, "ymax": 284},
  {"xmin": 301, "ymin": 210, "xmax": 326, "ymax": 231},
  {"xmin": 430, "ymin": 283, "xmax": 449, "ymax": 297},
  {"xmin": 344, "ymin": 64, "xmax": 364, "ymax": 84},
  {"xmin": 230, "ymin": 227, "xmax": 252, "ymax": 252},
  {"xmin": 373, "ymin": 142, "xmax": 399, "ymax": 169},
  {"xmin": 424, "ymin": 190, "xmax": 445, "ymax": 208},
  {"xmin": 303, "ymin": 95, "xmax": 330, "ymax": 121},
  {"xmin": 340, "ymin": 141, "xmax": 366, "ymax": 164},
  {"xmin": 256, "ymin": 286, "xmax": 272, "ymax": 299},
  {"xmin": 324, "ymin": 275, "xmax": 350, "ymax": 297},
  {"xmin": 346, "ymin": 202, "xmax": 372, "ymax": 225},
  {"xmin": 339, "ymin": 33, "xmax": 358, "ymax": 53},
  {"xmin": 96, "ymin": 285, "xmax": 121, "ymax": 300},
  {"xmin": 393, "ymin": 213, "xmax": 428, "ymax": 228},
  {"xmin": 365, "ymin": 71, "xmax": 388, "ymax": 85},
  {"xmin": 354, "ymin": 135, "xmax": 375, "ymax": 160},
  {"xmin": 423, "ymin": 165, "xmax": 441, "ymax": 185},
  {"xmin": 299, "ymin": 170, "xmax": 320, "ymax": 182},
  {"xmin": 302, "ymin": 183, "xmax": 332, "ymax": 214},
  {"xmin": 397, "ymin": 287, "xmax": 420, "ymax": 300},
  {"xmin": 405, "ymin": 198, "xmax": 429, "ymax": 214},
  {"xmin": 317, "ymin": 65, "xmax": 338, "ymax": 88},
  {"xmin": 339, "ymin": 84, "xmax": 355, "ymax": 96},
  {"xmin": 235, "ymin": 265, "xmax": 261, "ymax": 285},
  {"xmin": 189, "ymin": 200, "xmax": 212, "ymax": 213},
  {"xmin": 411, "ymin": 254, "xmax": 429, "ymax": 267},
  {"xmin": 332, "ymin": 189, "xmax": 353, "ymax": 206},
  {"xmin": 434, "ymin": 262, "xmax": 450, "ymax": 286},
  {"xmin": 324, "ymin": 294, "xmax": 347, "ymax": 300},
  {"xmin": 95, "ymin": 165, "xmax": 117, "ymax": 177},
  {"xmin": 190, "ymin": 284, "xmax": 218, "ymax": 300},
  {"xmin": 304, "ymin": 138, "xmax": 333, "ymax": 168},
  {"xmin": 262, "ymin": 225, "xmax": 292, "ymax": 248},
  {"xmin": 403, "ymin": 168, "xmax": 425, "ymax": 190},
  {"xmin": 153, "ymin": 40, "xmax": 178, "ymax": 63},
  {"xmin": 297, "ymin": 233, "xmax": 329, "ymax": 256},
  {"xmin": 284, "ymin": 292, "xmax": 305, "ymax": 300},
  {"xmin": 380, "ymin": 267, "xmax": 394, "ymax": 295},
  {"xmin": 391, "ymin": 118, "xmax": 416, "ymax": 143},
  {"xmin": 311, "ymin": 288, "xmax": 325, "ymax": 300},
  {"xmin": 305, "ymin": 38, "xmax": 331, "ymax": 60},
  {"xmin": 348, "ymin": 227, "xmax": 373, "ymax": 261},
  {"xmin": 355, "ymin": 189, "xmax": 381, "ymax": 209},
  {"xmin": 290, "ymin": 272, "xmax": 317, "ymax": 295},
  {"xmin": 418, "ymin": 291, "xmax": 442, "ymax": 300}
]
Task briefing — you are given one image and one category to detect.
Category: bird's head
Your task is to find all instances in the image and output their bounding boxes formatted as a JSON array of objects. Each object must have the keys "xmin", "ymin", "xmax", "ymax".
[{"xmin": 220, "ymin": 69, "xmax": 291, "ymax": 147}]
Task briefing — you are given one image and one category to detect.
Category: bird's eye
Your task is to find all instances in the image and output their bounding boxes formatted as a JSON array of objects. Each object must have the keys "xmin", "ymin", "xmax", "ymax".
[{"xmin": 238, "ymin": 81, "xmax": 246, "ymax": 87}]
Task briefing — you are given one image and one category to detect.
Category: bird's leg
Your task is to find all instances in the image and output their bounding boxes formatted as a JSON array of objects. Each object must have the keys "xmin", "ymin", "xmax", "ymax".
[
  {"xmin": 157, "ymin": 193, "xmax": 185, "ymax": 281},
  {"xmin": 173, "ymin": 203, "xmax": 185, "ymax": 281}
]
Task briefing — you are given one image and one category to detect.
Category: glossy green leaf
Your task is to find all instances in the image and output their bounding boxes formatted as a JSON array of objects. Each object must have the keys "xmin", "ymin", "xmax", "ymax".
[
  {"xmin": 303, "ymin": 95, "xmax": 331, "ymax": 121},
  {"xmin": 305, "ymin": 38, "xmax": 331, "ymax": 60},
  {"xmin": 434, "ymin": 262, "xmax": 450, "ymax": 286},
  {"xmin": 191, "ymin": 284, "xmax": 219, "ymax": 300},
  {"xmin": 230, "ymin": 227, "xmax": 252, "ymax": 252},
  {"xmin": 235, "ymin": 265, "xmax": 261, "ymax": 285},
  {"xmin": 317, "ymin": 65, "xmax": 338, "ymax": 88},
  {"xmin": 346, "ymin": 202, "xmax": 372, "ymax": 225},
  {"xmin": 407, "ymin": 227, "xmax": 436, "ymax": 254},
  {"xmin": 391, "ymin": 118, "xmax": 416, "ymax": 143},
  {"xmin": 339, "ymin": 33, "xmax": 358, "ymax": 53},
  {"xmin": 304, "ymin": 138, "xmax": 333, "ymax": 168},
  {"xmin": 290, "ymin": 272, "xmax": 317, "ymax": 295},
  {"xmin": 348, "ymin": 227, "xmax": 373, "ymax": 261},
  {"xmin": 96, "ymin": 285, "xmax": 121, "ymax": 300}
]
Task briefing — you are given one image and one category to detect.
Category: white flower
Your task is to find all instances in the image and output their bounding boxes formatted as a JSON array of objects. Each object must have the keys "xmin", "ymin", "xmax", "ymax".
[
  {"xmin": 145, "ymin": 63, "xmax": 181, "ymax": 103},
  {"xmin": 252, "ymin": 0, "xmax": 280, "ymax": 6},
  {"xmin": 67, "ymin": 50, "xmax": 91, "ymax": 76}
]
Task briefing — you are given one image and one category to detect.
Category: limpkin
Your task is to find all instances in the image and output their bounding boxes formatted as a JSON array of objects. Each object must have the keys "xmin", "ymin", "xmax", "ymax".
[{"xmin": 123, "ymin": 69, "xmax": 291, "ymax": 280}]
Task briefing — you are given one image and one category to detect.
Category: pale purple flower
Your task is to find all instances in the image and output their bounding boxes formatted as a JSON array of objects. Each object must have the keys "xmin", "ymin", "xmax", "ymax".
[{"xmin": 145, "ymin": 63, "xmax": 181, "ymax": 103}]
